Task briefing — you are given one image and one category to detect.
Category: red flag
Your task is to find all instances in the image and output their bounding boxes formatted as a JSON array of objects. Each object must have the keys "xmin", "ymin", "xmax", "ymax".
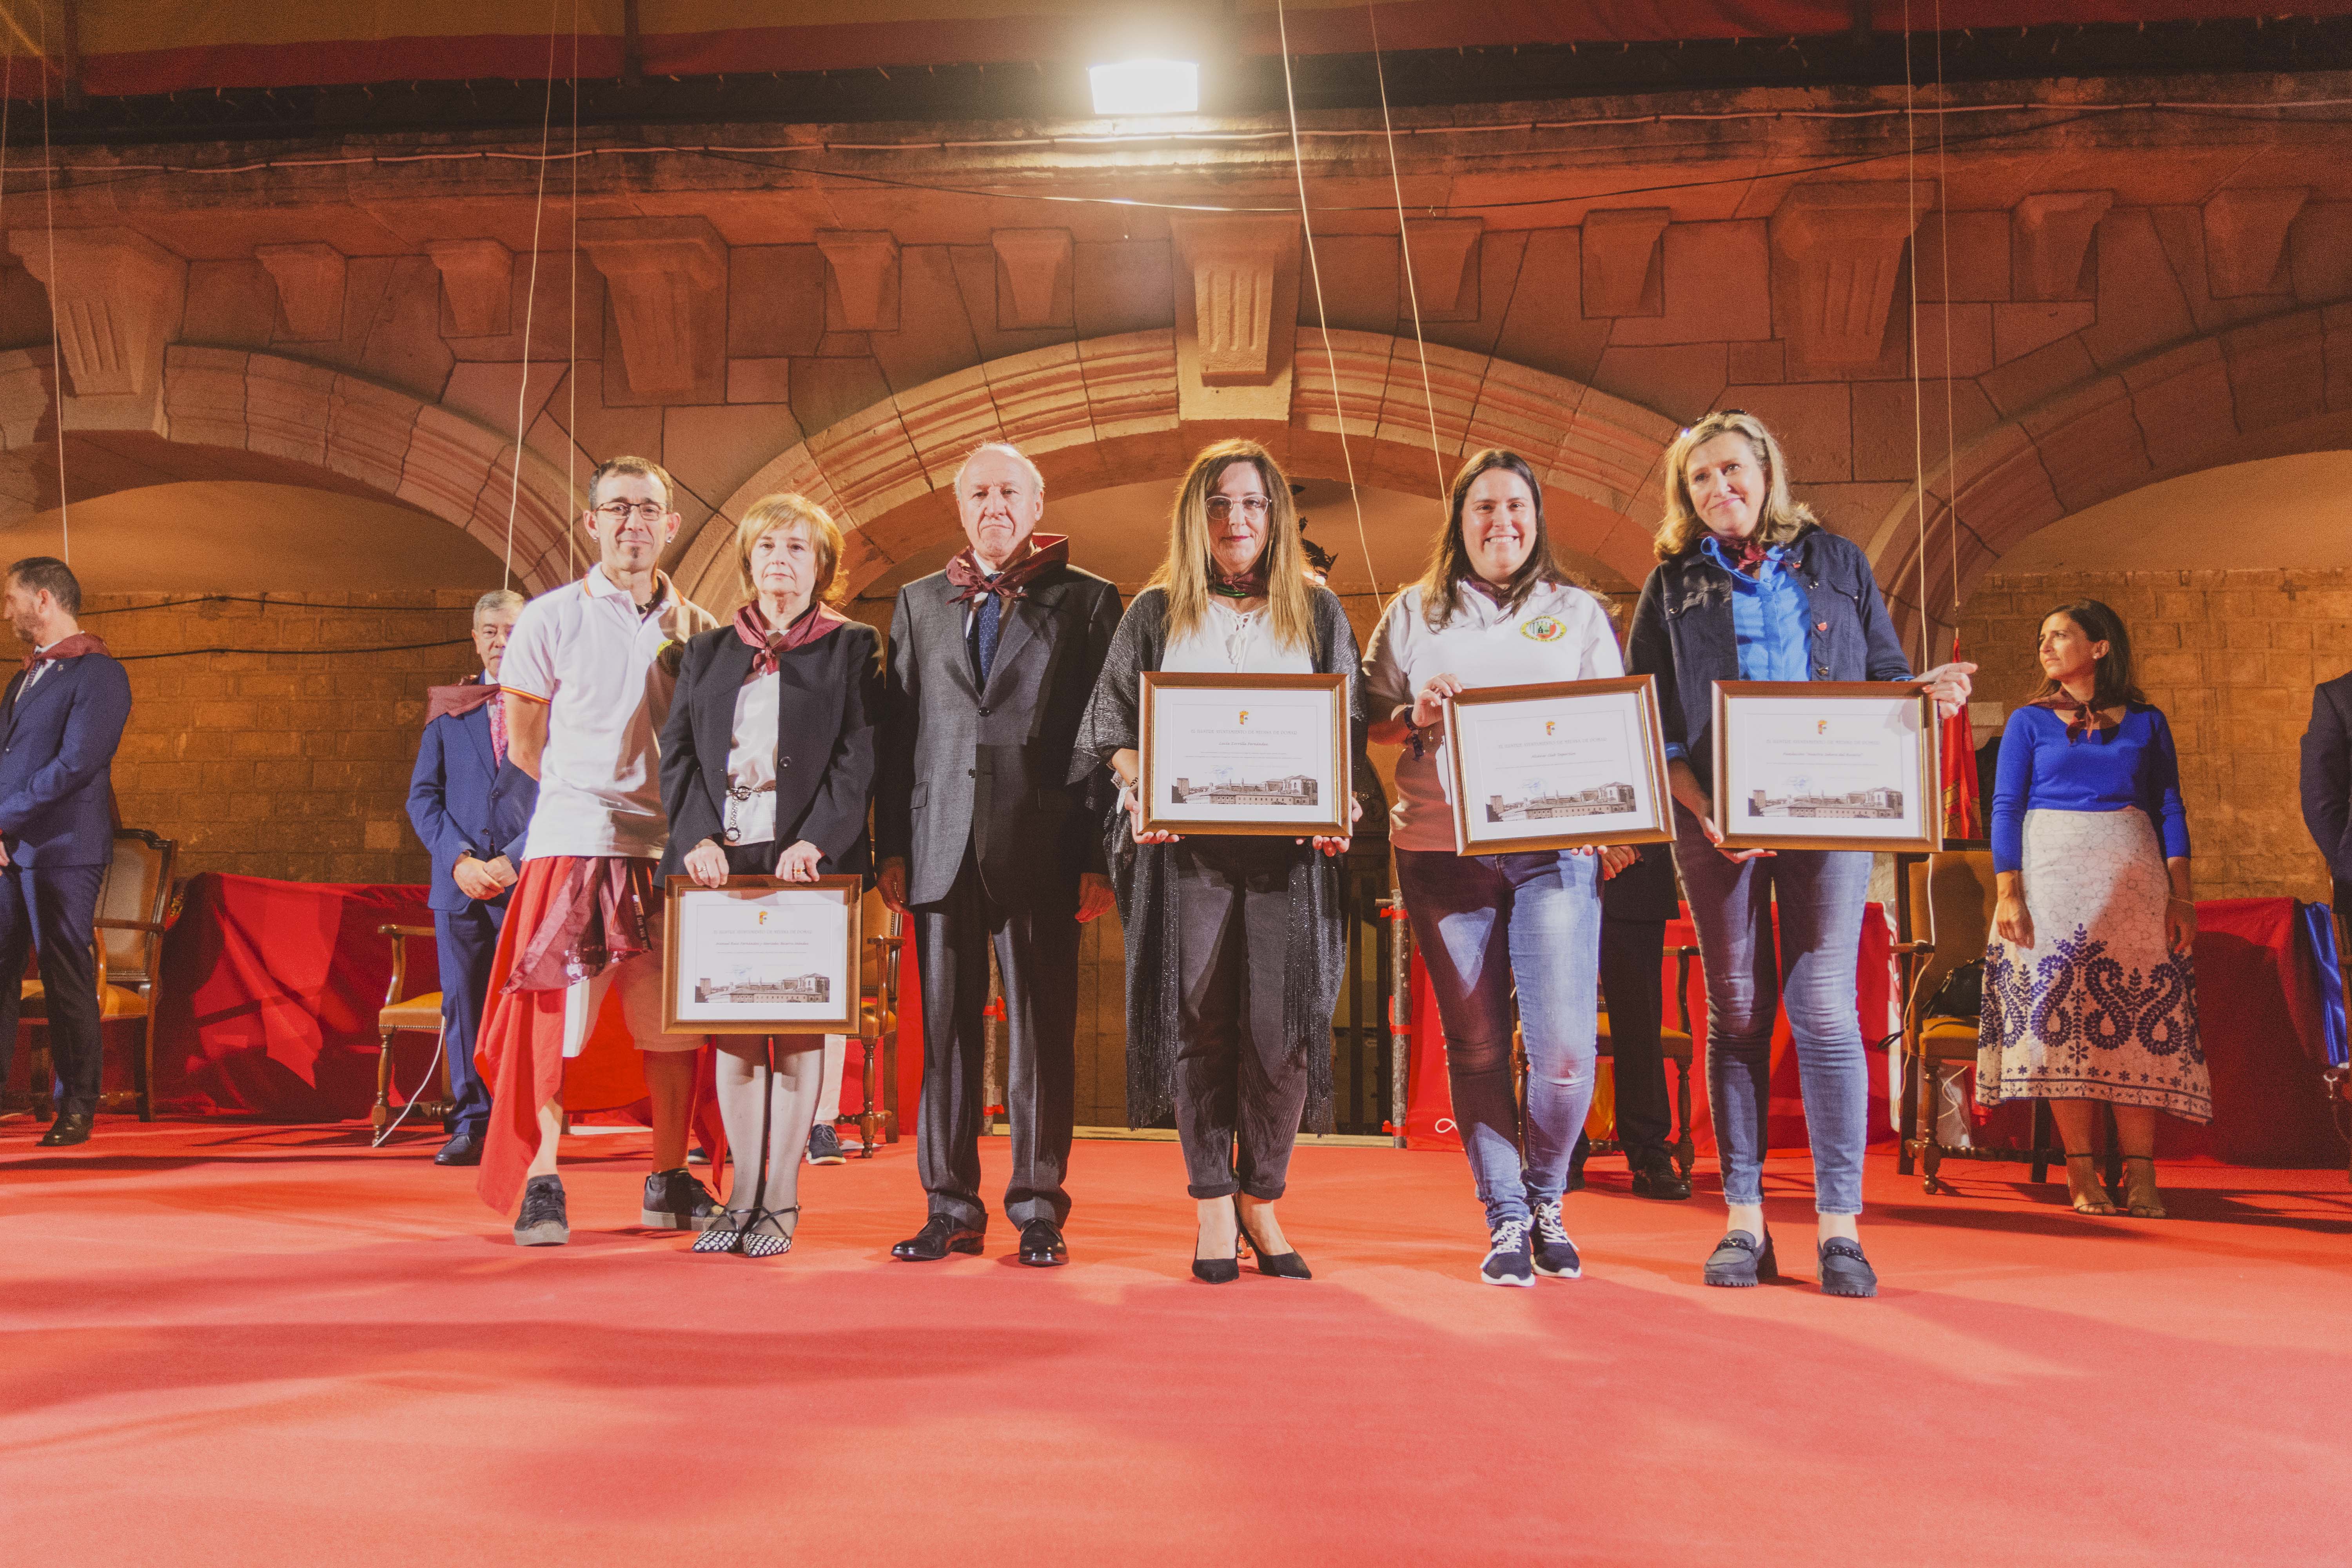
[{"xmin": 1940, "ymin": 630, "xmax": 1982, "ymax": 841}]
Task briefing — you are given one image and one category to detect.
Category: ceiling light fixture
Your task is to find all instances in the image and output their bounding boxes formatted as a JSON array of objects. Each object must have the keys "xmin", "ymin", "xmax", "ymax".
[{"xmin": 1089, "ymin": 59, "xmax": 1199, "ymax": 116}]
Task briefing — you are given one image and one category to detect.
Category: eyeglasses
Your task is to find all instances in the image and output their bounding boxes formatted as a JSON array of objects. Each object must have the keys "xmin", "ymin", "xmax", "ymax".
[
  {"xmin": 1205, "ymin": 496, "xmax": 1271, "ymax": 521},
  {"xmin": 593, "ymin": 500, "xmax": 670, "ymax": 523}
]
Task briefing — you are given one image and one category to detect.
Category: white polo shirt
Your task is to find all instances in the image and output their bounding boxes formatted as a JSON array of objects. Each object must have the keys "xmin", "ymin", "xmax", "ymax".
[
  {"xmin": 1363, "ymin": 579, "xmax": 1623, "ymax": 852},
  {"xmin": 501, "ymin": 564, "xmax": 716, "ymax": 862}
]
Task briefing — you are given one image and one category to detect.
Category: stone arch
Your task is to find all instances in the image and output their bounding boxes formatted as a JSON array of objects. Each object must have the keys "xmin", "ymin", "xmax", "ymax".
[
  {"xmin": 1866, "ymin": 305, "xmax": 2352, "ymax": 654},
  {"xmin": 0, "ymin": 345, "xmax": 581, "ymax": 593},
  {"xmin": 673, "ymin": 329, "xmax": 1682, "ymax": 609}
]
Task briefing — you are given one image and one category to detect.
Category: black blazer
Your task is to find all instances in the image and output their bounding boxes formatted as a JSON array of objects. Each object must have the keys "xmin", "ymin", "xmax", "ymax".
[
  {"xmin": 2300, "ymin": 669, "xmax": 2352, "ymax": 882},
  {"xmin": 1602, "ymin": 842, "xmax": 1682, "ymax": 923},
  {"xmin": 659, "ymin": 618, "xmax": 882, "ymax": 883}
]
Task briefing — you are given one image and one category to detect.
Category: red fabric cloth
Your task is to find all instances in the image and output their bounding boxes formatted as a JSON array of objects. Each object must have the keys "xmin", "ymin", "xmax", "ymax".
[
  {"xmin": 423, "ymin": 676, "xmax": 500, "ymax": 725},
  {"xmin": 1942, "ymin": 635, "xmax": 1982, "ymax": 840},
  {"xmin": 502, "ymin": 855, "xmax": 654, "ymax": 995}
]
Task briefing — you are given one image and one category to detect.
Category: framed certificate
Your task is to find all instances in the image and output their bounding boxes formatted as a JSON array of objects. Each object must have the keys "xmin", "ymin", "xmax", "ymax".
[
  {"xmin": 1442, "ymin": 675, "xmax": 1674, "ymax": 853},
  {"xmin": 1138, "ymin": 671, "xmax": 1350, "ymax": 837},
  {"xmin": 1711, "ymin": 681, "xmax": 1942, "ymax": 853},
  {"xmin": 661, "ymin": 875, "xmax": 862, "ymax": 1034}
]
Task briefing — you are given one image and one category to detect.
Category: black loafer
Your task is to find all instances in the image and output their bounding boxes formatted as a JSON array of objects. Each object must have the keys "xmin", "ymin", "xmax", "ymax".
[
  {"xmin": 1018, "ymin": 1219, "xmax": 1069, "ymax": 1267},
  {"xmin": 37, "ymin": 1111, "xmax": 93, "ymax": 1147},
  {"xmin": 1630, "ymin": 1159, "xmax": 1693, "ymax": 1201},
  {"xmin": 893, "ymin": 1216, "xmax": 985, "ymax": 1261},
  {"xmin": 1818, "ymin": 1238, "xmax": 1879, "ymax": 1298},
  {"xmin": 434, "ymin": 1131, "xmax": 485, "ymax": 1167},
  {"xmin": 1702, "ymin": 1229, "xmax": 1777, "ymax": 1287}
]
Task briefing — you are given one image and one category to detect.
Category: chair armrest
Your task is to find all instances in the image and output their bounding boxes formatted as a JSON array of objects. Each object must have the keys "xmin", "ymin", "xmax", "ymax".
[
  {"xmin": 377, "ymin": 924, "xmax": 436, "ymax": 939},
  {"xmin": 378, "ymin": 925, "xmax": 434, "ymax": 1010},
  {"xmin": 93, "ymin": 917, "xmax": 166, "ymax": 934}
]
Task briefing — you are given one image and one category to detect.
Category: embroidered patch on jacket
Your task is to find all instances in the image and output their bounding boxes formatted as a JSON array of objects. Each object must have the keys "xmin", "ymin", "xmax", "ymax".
[{"xmin": 1521, "ymin": 616, "xmax": 1567, "ymax": 643}]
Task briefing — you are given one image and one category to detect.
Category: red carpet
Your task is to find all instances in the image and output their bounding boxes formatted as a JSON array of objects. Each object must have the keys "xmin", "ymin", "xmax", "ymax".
[{"xmin": 5, "ymin": 1120, "xmax": 2349, "ymax": 1565}]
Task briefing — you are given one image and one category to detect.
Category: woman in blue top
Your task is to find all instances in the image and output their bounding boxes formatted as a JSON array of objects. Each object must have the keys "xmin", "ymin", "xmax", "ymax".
[
  {"xmin": 1628, "ymin": 410, "xmax": 1974, "ymax": 1297},
  {"xmin": 1979, "ymin": 599, "xmax": 2207, "ymax": 1219}
]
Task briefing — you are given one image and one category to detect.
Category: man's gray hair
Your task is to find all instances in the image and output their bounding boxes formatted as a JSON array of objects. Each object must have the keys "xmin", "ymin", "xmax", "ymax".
[
  {"xmin": 473, "ymin": 588, "xmax": 526, "ymax": 623},
  {"xmin": 953, "ymin": 441, "xmax": 1046, "ymax": 499}
]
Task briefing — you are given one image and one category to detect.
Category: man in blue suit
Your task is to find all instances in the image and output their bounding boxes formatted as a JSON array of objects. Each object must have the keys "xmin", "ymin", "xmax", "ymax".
[
  {"xmin": 406, "ymin": 588, "xmax": 535, "ymax": 1166},
  {"xmin": 0, "ymin": 557, "xmax": 132, "ymax": 1147}
]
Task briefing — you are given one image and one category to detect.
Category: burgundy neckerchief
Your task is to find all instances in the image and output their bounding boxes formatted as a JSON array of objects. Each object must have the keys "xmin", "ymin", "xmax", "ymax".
[
  {"xmin": 1462, "ymin": 576, "xmax": 1512, "ymax": 608},
  {"xmin": 1713, "ymin": 534, "xmax": 1770, "ymax": 575},
  {"xmin": 425, "ymin": 673, "xmax": 501, "ymax": 724},
  {"xmin": 21, "ymin": 631, "xmax": 109, "ymax": 671},
  {"xmin": 1208, "ymin": 558, "xmax": 1270, "ymax": 599},
  {"xmin": 946, "ymin": 534, "xmax": 1069, "ymax": 609},
  {"xmin": 2031, "ymin": 690, "xmax": 2125, "ymax": 745},
  {"xmin": 735, "ymin": 599, "xmax": 847, "ymax": 677}
]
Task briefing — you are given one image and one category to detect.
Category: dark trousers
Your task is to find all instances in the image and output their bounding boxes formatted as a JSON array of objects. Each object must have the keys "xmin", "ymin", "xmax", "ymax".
[
  {"xmin": 1597, "ymin": 915, "xmax": 1673, "ymax": 1166},
  {"xmin": 0, "ymin": 862, "xmax": 106, "ymax": 1116},
  {"xmin": 1172, "ymin": 838, "xmax": 1309, "ymax": 1201},
  {"xmin": 434, "ymin": 899, "xmax": 507, "ymax": 1137},
  {"xmin": 913, "ymin": 847, "xmax": 1079, "ymax": 1230}
]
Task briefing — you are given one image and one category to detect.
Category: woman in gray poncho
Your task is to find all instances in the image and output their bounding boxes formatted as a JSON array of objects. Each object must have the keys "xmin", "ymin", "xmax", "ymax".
[{"xmin": 1072, "ymin": 439, "xmax": 1376, "ymax": 1283}]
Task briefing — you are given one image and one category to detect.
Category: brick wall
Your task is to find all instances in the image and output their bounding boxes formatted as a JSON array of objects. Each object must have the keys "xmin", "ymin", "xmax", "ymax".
[
  {"xmin": 89, "ymin": 592, "xmax": 483, "ymax": 886},
  {"xmin": 1957, "ymin": 568, "xmax": 2352, "ymax": 904}
]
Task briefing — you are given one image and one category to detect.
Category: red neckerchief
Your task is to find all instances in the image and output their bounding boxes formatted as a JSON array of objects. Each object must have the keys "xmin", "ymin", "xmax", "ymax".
[
  {"xmin": 734, "ymin": 599, "xmax": 847, "ymax": 677},
  {"xmin": 1463, "ymin": 576, "xmax": 1511, "ymax": 606},
  {"xmin": 425, "ymin": 673, "xmax": 501, "ymax": 724},
  {"xmin": 946, "ymin": 534, "xmax": 1069, "ymax": 608},
  {"xmin": 22, "ymin": 631, "xmax": 108, "ymax": 671},
  {"xmin": 2031, "ymin": 691, "xmax": 2123, "ymax": 744},
  {"xmin": 1712, "ymin": 534, "xmax": 1769, "ymax": 574},
  {"xmin": 1208, "ymin": 558, "xmax": 1270, "ymax": 599}
]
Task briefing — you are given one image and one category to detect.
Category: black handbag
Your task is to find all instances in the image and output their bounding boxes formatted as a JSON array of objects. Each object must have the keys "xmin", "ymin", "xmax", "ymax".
[{"xmin": 1926, "ymin": 959, "xmax": 1984, "ymax": 1020}]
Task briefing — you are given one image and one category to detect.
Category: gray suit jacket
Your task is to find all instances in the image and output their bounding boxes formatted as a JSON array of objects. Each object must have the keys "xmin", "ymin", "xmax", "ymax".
[
  {"xmin": 877, "ymin": 561, "xmax": 1123, "ymax": 910},
  {"xmin": 2301, "ymin": 668, "xmax": 2352, "ymax": 882}
]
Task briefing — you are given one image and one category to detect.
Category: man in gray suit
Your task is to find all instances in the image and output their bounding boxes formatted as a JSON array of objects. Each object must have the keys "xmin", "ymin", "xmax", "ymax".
[{"xmin": 877, "ymin": 441, "xmax": 1122, "ymax": 1267}]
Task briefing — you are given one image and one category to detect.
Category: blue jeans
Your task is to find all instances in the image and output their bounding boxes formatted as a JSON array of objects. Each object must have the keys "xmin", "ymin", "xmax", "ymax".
[
  {"xmin": 1396, "ymin": 848, "xmax": 1602, "ymax": 1230},
  {"xmin": 1669, "ymin": 805, "xmax": 1872, "ymax": 1215}
]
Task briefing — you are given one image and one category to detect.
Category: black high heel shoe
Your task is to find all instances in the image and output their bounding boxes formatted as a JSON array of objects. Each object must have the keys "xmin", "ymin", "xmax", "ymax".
[
  {"xmin": 1234, "ymin": 1198, "xmax": 1311, "ymax": 1280},
  {"xmin": 1192, "ymin": 1218, "xmax": 1240, "ymax": 1284}
]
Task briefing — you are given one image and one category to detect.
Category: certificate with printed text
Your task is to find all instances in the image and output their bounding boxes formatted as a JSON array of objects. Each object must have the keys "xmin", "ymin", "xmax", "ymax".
[
  {"xmin": 1443, "ymin": 676, "xmax": 1673, "ymax": 853},
  {"xmin": 1138, "ymin": 672, "xmax": 1350, "ymax": 837},
  {"xmin": 1711, "ymin": 682, "xmax": 1941, "ymax": 853},
  {"xmin": 661, "ymin": 876, "xmax": 862, "ymax": 1033}
]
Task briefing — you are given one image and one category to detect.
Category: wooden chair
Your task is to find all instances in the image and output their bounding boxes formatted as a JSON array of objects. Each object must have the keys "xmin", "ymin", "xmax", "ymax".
[
  {"xmin": 1894, "ymin": 849, "xmax": 2061, "ymax": 1193},
  {"xmin": 18, "ymin": 827, "xmax": 176, "ymax": 1122},
  {"xmin": 1587, "ymin": 944, "xmax": 1701, "ymax": 1178},
  {"xmin": 844, "ymin": 888, "xmax": 905, "ymax": 1155},
  {"xmin": 374, "ymin": 924, "xmax": 454, "ymax": 1138}
]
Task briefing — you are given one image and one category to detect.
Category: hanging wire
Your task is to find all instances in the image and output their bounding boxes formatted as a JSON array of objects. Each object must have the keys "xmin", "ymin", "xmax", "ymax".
[
  {"xmin": 566, "ymin": 0, "xmax": 581, "ymax": 580},
  {"xmin": 1902, "ymin": 0, "xmax": 1930, "ymax": 669},
  {"xmin": 1370, "ymin": 6, "xmax": 1448, "ymax": 513},
  {"xmin": 36, "ymin": 0, "xmax": 66, "ymax": 563},
  {"xmin": 1276, "ymin": 0, "xmax": 1378, "ymax": 603},
  {"xmin": 1935, "ymin": 0, "xmax": 1963, "ymax": 646},
  {"xmin": 502, "ymin": 0, "xmax": 564, "ymax": 592}
]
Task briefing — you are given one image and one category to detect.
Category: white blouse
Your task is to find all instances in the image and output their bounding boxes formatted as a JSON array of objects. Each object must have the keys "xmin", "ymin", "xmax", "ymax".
[
  {"xmin": 1362, "ymin": 579, "xmax": 1623, "ymax": 853},
  {"xmin": 724, "ymin": 673, "xmax": 780, "ymax": 848},
  {"xmin": 1160, "ymin": 599, "xmax": 1314, "ymax": 676}
]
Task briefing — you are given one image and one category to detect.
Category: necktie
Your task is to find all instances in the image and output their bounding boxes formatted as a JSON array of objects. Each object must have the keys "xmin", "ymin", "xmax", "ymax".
[
  {"xmin": 486, "ymin": 686, "xmax": 508, "ymax": 766},
  {"xmin": 974, "ymin": 588, "xmax": 1001, "ymax": 687}
]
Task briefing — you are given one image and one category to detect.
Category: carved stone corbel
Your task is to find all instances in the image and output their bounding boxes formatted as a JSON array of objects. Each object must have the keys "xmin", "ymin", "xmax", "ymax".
[
  {"xmin": 255, "ymin": 243, "xmax": 348, "ymax": 341},
  {"xmin": 1580, "ymin": 209, "xmax": 1669, "ymax": 319},
  {"xmin": 1402, "ymin": 218, "xmax": 1482, "ymax": 323},
  {"xmin": 1770, "ymin": 183, "xmax": 1932, "ymax": 373},
  {"xmin": 424, "ymin": 239, "xmax": 515, "ymax": 338},
  {"xmin": 8, "ymin": 226, "xmax": 187, "ymax": 410},
  {"xmin": 2203, "ymin": 187, "xmax": 2309, "ymax": 298},
  {"xmin": 2012, "ymin": 192, "xmax": 2114, "ymax": 301},
  {"xmin": 579, "ymin": 217, "xmax": 729, "ymax": 401},
  {"xmin": 991, "ymin": 229, "xmax": 1073, "ymax": 330},
  {"xmin": 1169, "ymin": 215, "xmax": 1300, "ymax": 422},
  {"xmin": 815, "ymin": 230, "xmax": 902, "ymax": 332}
]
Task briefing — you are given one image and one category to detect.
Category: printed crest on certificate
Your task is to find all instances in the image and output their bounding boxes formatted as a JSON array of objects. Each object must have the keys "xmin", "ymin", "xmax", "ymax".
[
  {"xmin": 1138, "ymin": 671, "xmax": 1350, "ymax": 837},
  {"xmin": 1710, "ymin": 681, "xmax": 1942, "ymax": 853},
  {"xmin": 661, "ymin": 875, "xmax": 863, "ymax": 1033},
  {"xmin": 1442, "ymin": 675, "xmax": 1674, "ymax": 853}
]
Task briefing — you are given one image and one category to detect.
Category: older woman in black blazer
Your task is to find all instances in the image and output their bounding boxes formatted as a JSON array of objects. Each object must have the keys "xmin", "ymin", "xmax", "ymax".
[{"xmin": 660, "ymin": 492, "xmax": 881, "ymax": 1256}]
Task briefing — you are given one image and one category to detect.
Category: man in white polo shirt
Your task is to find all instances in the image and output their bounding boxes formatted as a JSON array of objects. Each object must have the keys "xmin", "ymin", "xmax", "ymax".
[{"xmin": 473, "ymin": 454, "xmax": 720, "ymax": 1246}]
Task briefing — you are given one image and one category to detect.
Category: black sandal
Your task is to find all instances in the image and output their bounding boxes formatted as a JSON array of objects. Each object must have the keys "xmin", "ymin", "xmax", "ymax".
[{"xmin": 695, "ymin": 1204, "xmax": 799, "ymax": 1258}]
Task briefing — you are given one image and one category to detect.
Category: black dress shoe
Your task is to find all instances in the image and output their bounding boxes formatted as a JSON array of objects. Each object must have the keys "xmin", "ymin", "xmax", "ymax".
[
  {"xmin": 1702, "ymin": 1229, "xmax": 1777, "ymax": 1287},
  {"xmin": 892, "ymin": 1216, "xmax": 985, "ymax": 1261},
  {"xmin": 1018, "ymin": 1220, "xmax": 1068, "ymax": 1267},
  {"xmin": 1234, "ymin": 1198, "xmax": 1310, "ymax": 1280},
  {"xmin": 1630, "ymin": 1157, "xmax": 1692, "ymax": 1201},
  {"xmin": 1818, "ymin": 1238, "xmax": 1879, "ymax": 1298},
  {"xmin": 434, "ymin": 1131, "xmax": 485, "ymax": 1167},
  {"xmin": 37, "ymin": 1112, "xmax": 93, "ymax": 1147}
]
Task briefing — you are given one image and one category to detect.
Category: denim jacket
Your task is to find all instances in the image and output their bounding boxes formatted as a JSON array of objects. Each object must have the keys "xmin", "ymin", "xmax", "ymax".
[{"xmin": 1626, "ymin": 523, "xmax": 1914, "ymax": 794}]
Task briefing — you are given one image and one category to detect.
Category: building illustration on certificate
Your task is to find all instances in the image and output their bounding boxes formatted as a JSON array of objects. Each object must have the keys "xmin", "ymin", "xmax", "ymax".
[
  {"xmin": 695, "ymin": 973, "xmax": 831, "ymax": 1005},
  {"xmin": 1170, "ymin": 773, "xmax": 1319, "ymax": 806},
  {"xmin": 1485, "ymin": 781, "xmax": 1637, "ymax": 822},
  {"xmin": 1747, "ymin": 786, "xmax": 1904, "ymax": 819}
]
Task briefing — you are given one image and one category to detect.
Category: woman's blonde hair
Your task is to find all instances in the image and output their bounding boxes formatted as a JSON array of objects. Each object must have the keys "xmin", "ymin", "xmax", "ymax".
[
  {"xmin": 733, "ymin": 492, "xmax": 846, "ymax": 608},
  {"xmin": 1651, "ymin": 409, "xmax": 1817, "ymax": 561},
  {"xmin": 1148, "ymin": 439, "xmax": 1315, "ymax": 652}
]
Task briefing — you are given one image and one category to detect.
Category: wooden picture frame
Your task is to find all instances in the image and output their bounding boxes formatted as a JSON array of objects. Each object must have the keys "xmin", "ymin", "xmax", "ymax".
[
  {"xmin": 661, "ymin": 875, "xmax": 863, "ymax": 1034},
  {"xmin": 1710, "ymin": 681, "xmax": 1943, "ymax": 853},
  {"xmin": 1442, "ymin": 675, "xmax": 1675, "ymax": 853},
  {"xmin": 1138, "ymin": 671, "xmax": 1350, "ymax": 837}
]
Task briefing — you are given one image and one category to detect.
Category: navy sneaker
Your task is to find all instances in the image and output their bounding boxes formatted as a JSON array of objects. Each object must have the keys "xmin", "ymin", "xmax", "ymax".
[
  {"xmin": 1480, "ymin": 1220, "xmax": 1534, "ymax": 1287},
  {"xmin": 1531, "ymin": 1199, "xmax": 1583, "ymax": 1278},
  {"xmin": 514, "ymin": 1174, "xmax": 568, "ymax": 1247}
]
